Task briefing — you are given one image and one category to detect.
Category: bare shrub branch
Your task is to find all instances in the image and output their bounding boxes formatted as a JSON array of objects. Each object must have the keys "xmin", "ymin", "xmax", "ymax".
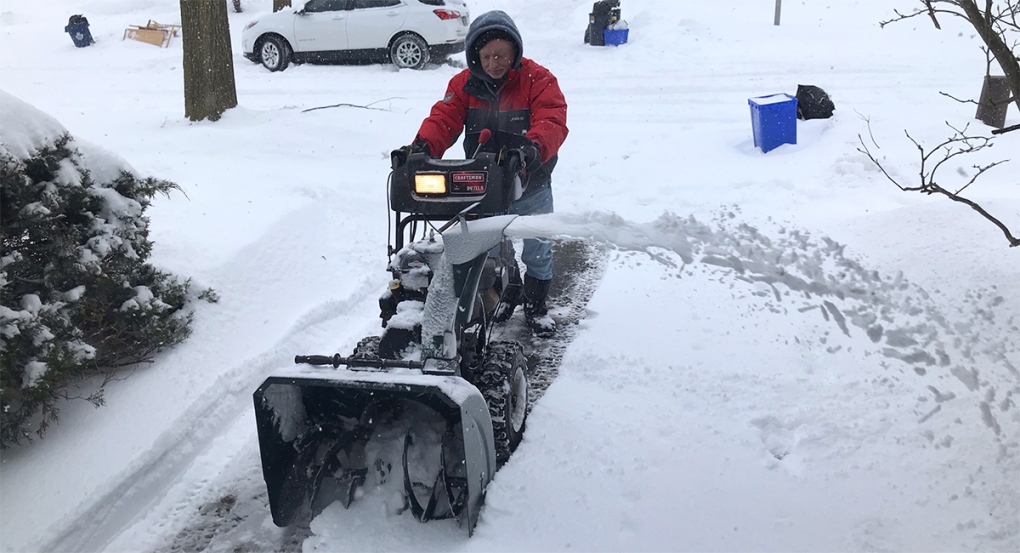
[
  {"xmin": 882, "ymin": 1, "xmax": 1020, "ymax": 113},
  {"xmin": 857, "ymin": 121, "xmax": 1019, "ymax": 247},
  {"xmin": 992, "ymin": 121, "xmax": 1020, "ymax": 132}
]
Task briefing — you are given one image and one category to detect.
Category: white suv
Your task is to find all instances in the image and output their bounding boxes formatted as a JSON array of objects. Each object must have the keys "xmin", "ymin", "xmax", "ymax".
[{"xmin": 242, "ymin": 0, "xmax": 470, "ymax": 71}]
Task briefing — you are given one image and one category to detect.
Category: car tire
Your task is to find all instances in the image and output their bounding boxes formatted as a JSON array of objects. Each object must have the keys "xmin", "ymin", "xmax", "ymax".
[
  {"xmin": 258, "ymin": 35, "xmax": 291, "ymax": 72},
  {"xmin": 390, "ymin": 34, "xmax": 430, "ymax": 70}
]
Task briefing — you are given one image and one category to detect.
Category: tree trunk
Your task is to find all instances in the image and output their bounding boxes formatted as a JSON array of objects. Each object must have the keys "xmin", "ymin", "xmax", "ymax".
[
  {"xmin": 955, "ymin": 0, "xmax": 1020, "ymax": 112},
  {"xmin": 273, "ymin": 0, "xmax": 292, "ymax": 12},
  {"xmin": 180, "ymin": 0, "xmax": 238, "ymax": 122}
]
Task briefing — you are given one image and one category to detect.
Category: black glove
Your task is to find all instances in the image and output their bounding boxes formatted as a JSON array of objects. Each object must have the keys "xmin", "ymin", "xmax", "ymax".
[
  {"xmin": 390, "ymin": 139, "xmax": 432, "ymax": 169},
  {"xmin": 410, "ymin": 138, "xmax": 431, "ymax": 156},
  {"xmin": 516, "ymin": 141, "xmax": 541, "ymax": 176}
]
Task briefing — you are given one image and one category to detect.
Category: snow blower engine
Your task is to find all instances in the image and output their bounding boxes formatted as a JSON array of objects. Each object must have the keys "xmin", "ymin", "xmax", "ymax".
[{"xmin": 253, "ymin": 133, "xmax": 530, "ymax": 536}]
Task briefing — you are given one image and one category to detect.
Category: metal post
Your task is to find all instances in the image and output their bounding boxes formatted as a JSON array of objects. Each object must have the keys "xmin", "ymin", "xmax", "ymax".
[{"xmin": 774, "ymin": 0, "xmax": 782, "ymax": 25}]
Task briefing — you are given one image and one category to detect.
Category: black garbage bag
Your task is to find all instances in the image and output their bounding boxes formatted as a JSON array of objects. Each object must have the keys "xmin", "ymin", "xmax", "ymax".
[{"xmin": 795, "ymin": 85, "xmax": 834, "ymax": 120}]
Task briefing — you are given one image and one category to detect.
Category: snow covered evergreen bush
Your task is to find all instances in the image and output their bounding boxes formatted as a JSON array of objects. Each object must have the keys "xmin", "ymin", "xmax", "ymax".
[{"xmin": 1, "ymin": 93, "xmax": 196, "ymax": 448}]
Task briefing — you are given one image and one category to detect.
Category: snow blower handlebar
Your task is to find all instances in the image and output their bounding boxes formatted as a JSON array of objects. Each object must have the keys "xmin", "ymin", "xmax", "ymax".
[{"xmin": 388, "ymin": 150, "xmax": 519, "ymax": 252}]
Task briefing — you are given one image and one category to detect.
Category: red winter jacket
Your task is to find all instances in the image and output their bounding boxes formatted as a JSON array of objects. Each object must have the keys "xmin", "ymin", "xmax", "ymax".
[{"xmin": 414, "ymin": 57, "xmax": 568, "ymax": 194}]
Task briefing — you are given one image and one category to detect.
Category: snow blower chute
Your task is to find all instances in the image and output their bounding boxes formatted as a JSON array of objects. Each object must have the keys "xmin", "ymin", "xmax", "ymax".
[{"xmin": 254, "ymin": 143, "xmax": 531, "ymax": 535}]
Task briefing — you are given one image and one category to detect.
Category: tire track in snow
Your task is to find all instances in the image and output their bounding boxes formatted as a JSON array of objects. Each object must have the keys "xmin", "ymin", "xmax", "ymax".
[
  {"xmin": 45, "ymin": 277, "xmax": 381, "ymax": 553},
  {"xmin": 491, "ymin": 239, "xmax": 610, "ymax": 408}
]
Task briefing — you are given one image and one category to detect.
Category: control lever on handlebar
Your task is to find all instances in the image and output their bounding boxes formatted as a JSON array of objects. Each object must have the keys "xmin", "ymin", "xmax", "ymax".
[
  {"xmin": 505, "ymin": 148, "xmax": 524, "ymax": 176},
  {"xmin": 472, "ymin": 129, "xmax": 492, "ymax": 159},
  {"xmin": 438, "ymin": 201, "xmax": 483, "ymax": 233}
]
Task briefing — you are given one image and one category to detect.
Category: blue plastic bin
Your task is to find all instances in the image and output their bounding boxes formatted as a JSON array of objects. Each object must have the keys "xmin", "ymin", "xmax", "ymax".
[
  {"xmin": 603, "ymin": 28, "xmax": 629, "ymax": 46},
  {"xmin": 748, "ymin": 94, "xmax": 798, "ymax": 153},
  {"xmin": 65, "ymin": 14, "xmax": 94, "ymax": 48}
]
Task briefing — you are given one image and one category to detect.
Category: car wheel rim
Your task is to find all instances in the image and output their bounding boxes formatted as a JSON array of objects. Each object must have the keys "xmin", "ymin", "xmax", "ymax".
[
  {"xmin": 262, "ymin": 44, "xmax": 279, "ymax": 67},
  {"xmin": 396, "ymin": 42, "xmax": 421, "ymax": 67}
]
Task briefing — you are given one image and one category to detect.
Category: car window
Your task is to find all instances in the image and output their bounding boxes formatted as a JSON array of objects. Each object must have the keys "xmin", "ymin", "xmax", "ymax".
[
  {"xmin": 416, "ymin": 0, "xmax": 445, "ymax": 5},
  {"xmin": 353, "ymin": 0, "xmax": 401, "ymax": 9},
  {"xmin": 303, "ymin": 0, "xmax": 350, "ymax": 13}
]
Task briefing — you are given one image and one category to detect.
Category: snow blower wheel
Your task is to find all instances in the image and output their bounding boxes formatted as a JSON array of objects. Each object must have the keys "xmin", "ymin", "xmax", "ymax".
[
  {"xmin": 350, "ymin": 335, "xmax": 381, "ymax": 359},
  {"xmin": 476, "ymin": 341, "xmax": 529, "ymax": 465}
]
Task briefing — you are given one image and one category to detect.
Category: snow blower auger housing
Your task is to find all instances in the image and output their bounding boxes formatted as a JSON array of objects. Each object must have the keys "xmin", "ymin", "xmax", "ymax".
[{"xmin": 254, "ymin": 148, "xmax": 530, "ymax": 536}]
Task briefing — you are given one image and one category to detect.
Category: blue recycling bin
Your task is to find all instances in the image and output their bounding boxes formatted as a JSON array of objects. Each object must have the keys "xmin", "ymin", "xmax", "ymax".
[
  {"xmin": 603, "ymin": 28, "xmax": 629, "ymax": 46},
  {"xmin": 748, "ymin": 94, "xmax": 798, "ymax": 153},
  {"xmin": 65, "ymin": 14, "xmax": 94, "ymax": 48}
]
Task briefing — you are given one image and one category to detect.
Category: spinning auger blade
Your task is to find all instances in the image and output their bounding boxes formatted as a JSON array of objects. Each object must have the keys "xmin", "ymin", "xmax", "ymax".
[{"xmin": 402, "ymin": 426, "xmax": 471, "ymax": 525}]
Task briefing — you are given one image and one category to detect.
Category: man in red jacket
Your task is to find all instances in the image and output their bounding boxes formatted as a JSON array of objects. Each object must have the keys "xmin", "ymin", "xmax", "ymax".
[{"xmin": 398, "ymin": 10, "xmax": 568, "ymax": 336}]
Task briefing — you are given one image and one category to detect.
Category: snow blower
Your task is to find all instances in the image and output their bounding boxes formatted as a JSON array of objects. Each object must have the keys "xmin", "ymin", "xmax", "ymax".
[{"xmin": 253, "ymin": 139, "xmax": 530, "ymax": 535}]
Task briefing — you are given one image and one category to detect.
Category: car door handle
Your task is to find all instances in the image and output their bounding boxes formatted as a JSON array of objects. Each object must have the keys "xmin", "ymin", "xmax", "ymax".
[{"xmin": 387, "ymin": 11, "xmax": 399, "ymax": 16}]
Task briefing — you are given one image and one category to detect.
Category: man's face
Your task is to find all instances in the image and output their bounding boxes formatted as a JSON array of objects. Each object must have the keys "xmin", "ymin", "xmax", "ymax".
[{"xmin": 478, "ymin": 38, "xmax": 515, "ymax": 80}]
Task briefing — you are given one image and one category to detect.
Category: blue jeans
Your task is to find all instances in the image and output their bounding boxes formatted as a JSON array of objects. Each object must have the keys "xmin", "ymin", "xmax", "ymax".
[{"xmin": 509, "ymin": 187, "xmax": 554, "ymax": 281}]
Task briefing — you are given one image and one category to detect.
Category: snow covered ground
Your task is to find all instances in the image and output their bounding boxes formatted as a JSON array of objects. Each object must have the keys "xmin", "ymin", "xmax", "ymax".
[{"xmin": 1, "ymin": 0, "xmax": 1018, "ymax": 551}]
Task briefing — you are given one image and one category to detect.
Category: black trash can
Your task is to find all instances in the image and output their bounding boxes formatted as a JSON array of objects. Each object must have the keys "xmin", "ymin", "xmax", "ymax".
[
  {"xmin": 65, "ymin": 14, "xmax": 94, "ymax": 48},
  {"xmin": 584, "ymin": 0, "xmax": 621, "ymax": 46}
]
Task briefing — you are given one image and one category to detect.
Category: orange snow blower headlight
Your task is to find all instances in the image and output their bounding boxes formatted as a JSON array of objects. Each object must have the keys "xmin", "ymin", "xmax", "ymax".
[{"xmin": 414, "ymin": 173, "xmax": 446, "ymax": 195}]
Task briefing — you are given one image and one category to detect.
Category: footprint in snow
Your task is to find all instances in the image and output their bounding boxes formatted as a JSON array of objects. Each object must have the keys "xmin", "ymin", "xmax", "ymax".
[{"xmin": 751, "ymin": 416, "xmax": 799, "ymax": 460}]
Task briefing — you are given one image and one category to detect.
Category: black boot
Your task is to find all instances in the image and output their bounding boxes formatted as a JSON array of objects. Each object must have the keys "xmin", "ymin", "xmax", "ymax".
[{"xmin": 523, "ymin": 275, "xmax": 555, "ymax": 337}]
